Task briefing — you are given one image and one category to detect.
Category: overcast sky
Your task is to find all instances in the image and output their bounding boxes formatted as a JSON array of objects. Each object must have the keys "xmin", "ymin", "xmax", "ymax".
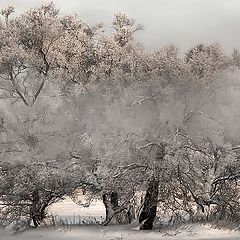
[{"xmin": 1, "ymin": 0, "xmax": 240, "ymax": 52}]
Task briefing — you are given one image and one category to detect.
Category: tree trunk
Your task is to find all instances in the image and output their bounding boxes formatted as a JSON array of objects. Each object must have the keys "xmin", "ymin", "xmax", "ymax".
[
  {"xmin": 102, "ymin": 192, "xmax": 131, "ymax": 225},
  {"xmin": 139, "ymin": 177, "xmax": 159, "ymax": 230},
  {"xmin": 110, "ymin": 192, "xmax": 118, "ymax": 209},
  {"xmin": 31, "ymin": 190, "xmax": 41, "ymax": 228},
  {"xmin": 139, "ymin": 143, "xmax": 165, "ymax": 230},
  {"xmin": 102, "ymin": 192, "xmax": 119, "ymax": 225},
  {"xmin": 30, "ymin": 190, "xmax": 52, "ymax": 228}
]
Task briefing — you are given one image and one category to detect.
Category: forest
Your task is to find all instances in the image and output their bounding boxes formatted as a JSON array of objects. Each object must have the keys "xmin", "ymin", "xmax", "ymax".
[{"xmin": 0, "ymin": 2, "xmax": 240, "ymax": 236}]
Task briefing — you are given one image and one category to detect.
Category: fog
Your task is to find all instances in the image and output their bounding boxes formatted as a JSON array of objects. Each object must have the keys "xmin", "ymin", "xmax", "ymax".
[
  {"xmin": 1, "ymin": 0, "xmax": 240, "ymax": 51},
  {"xmin": 0, "ymin": 1, "xmax": 240, "ymax": 237}
]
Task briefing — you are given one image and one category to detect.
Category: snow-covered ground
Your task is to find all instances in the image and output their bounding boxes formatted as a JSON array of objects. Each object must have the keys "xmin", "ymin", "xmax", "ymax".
[
  {"xmin": 48, "ymin": 196, "xmax": 106, "ymax": 224},
  {"xmin": 0, "ymin": 197, "xmax": 239, "ymax": 240},
  {"xmin": 1, "ymin": 224, "xmax": 240, "ymax": 240},
  {"xmin": 49, "ymin": 196, "xmax": 106, "ymax": 217}
]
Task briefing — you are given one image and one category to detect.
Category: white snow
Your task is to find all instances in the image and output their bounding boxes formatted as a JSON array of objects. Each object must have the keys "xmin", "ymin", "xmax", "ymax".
[
  {"xmin": 0, "ymin": 198, "xmax": 239, "ymax": 240},
  {"xmin": 0, "ymin": 223, "xmax": 239, "ymax": 240},
  {"xmin": 48, "ymin": 196, "xmax": 105, "ymax": 218},
  {"xmin": 47, "ymin": 196, "xmax": 105, "ymax": 224}
]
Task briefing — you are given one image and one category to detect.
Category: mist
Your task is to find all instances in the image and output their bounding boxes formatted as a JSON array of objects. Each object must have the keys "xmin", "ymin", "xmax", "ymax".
[
  {"xmin": 1, "ymin": 0, "xmax": 240, "ymax": 51},
  {"xmin": 0, "ymin": 2, "xmax": 240, "ymax": 239}
]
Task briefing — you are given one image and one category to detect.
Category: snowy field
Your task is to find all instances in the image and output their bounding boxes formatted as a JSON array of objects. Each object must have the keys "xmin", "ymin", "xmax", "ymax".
[
  {"xmin": 0, "ymin": 197, "xmax": 240, "ymax": 240},
  {"xmin": 1, "ymin": 223, "xmax": 240, "ymax": 240},
  {"xmin": 48, "ymin": 196, "xmax": 106, "ymax": 224}
]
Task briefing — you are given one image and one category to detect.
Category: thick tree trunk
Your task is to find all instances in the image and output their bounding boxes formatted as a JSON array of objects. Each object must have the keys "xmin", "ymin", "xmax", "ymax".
[
  {"xmin": 31, "ymin": 190, "xmax": 41, "ymax": 228},
  {"xmin": 102, "ymin": 192, "xmax": 119, "ymax": 225},
  {"xmin": 31, "ymin": 203, "xmax": 49, "ymax": 228},
  {"xmin": 139, "ymin": 177, "xmax": 159, "ymax": 230},
  {"xmin": 110, "ymin": 192, "xmax": 118, "ymax": 209},
  {"xmin": 30, "ymin": 190, "xmax": 52, "ymax": 228},
  {"xmin": 102, "ymin": 192, "xmax": 132, "ymax": 225},
  {"xmin": 139, "ymin": 143, "xmax": 165, "ymax": 230}
]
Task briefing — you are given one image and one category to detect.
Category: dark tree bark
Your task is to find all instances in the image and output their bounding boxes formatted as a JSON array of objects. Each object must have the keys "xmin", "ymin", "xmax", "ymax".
[
  {"xmin": 31, "ymin": 190, "xmax": 41, "ymax": 228},
  {"xmin": 110, "ymin": 192, "xmax": 118, "ymax": 209},
  {"xmin": 139, "ymin": 143, "xmax": 165, "ymax": 230},
  {"xmin": 102, "ymin": 192, "xmax": 132, "ymax": 225},
  {"xmin": 30, "ymin": 190, "xmax": 53, "ymax": 228},
  {"xmin": 102, "ymin": 192, "xmax": 120, "ymax": 225},
  {"xmin": 139, "ymin": 177, "xmax": 159, "ymax": 230}
]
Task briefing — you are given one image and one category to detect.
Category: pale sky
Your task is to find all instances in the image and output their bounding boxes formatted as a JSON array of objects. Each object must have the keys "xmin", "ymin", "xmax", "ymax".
[{"xmin": 1, "ymin": 0, "xmax": 240, "ymax": 52}]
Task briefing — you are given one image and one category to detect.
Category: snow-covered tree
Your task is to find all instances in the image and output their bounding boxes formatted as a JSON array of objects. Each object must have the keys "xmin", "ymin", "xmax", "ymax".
[
  {"xmin": 185, "ymin": 43, "xmax": 231, "ymax": 80},
  {"xmin": 0, "ymin": 2, "xmax": 240, "ymax": 233}
]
